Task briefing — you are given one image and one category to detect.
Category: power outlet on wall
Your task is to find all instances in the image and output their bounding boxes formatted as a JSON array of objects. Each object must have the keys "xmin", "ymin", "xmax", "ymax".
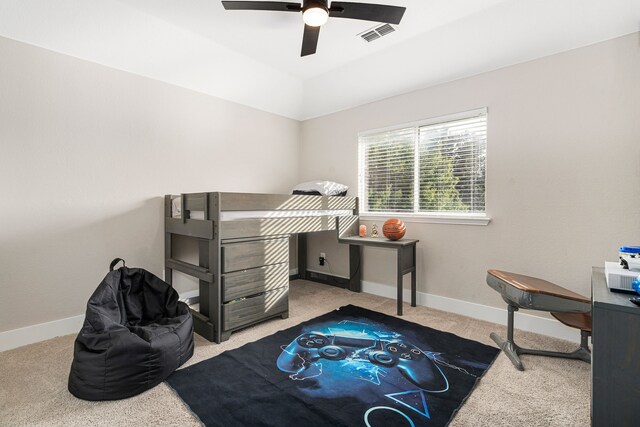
[{"xmin": 319, "ymin": 252, "xmax": 326, "ymax": 266}]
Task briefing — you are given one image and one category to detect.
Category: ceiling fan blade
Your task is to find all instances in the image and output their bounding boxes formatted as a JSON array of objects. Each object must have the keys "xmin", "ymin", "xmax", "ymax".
[
  {"xmin": 221, "ymin": 1, "xmax": 301, "ymax": 12},
  {"xmin": 301, "ymin": 24, "xmax": 320, "ymax": 57},
  {"xmin": 329, "ymin": 2, "xmax": 406, "ymax": 25}
]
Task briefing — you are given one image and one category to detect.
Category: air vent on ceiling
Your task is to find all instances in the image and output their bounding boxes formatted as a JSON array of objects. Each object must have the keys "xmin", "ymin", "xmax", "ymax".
[{"xmin": 358, "ymin": 23, "xmax": 396, "ymax": 43}]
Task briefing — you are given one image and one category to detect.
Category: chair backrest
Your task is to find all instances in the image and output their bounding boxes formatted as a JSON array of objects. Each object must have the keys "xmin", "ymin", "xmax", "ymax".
[{"xmin": 83, "ymin": 265, "xmax": 180, "ymax": 333}]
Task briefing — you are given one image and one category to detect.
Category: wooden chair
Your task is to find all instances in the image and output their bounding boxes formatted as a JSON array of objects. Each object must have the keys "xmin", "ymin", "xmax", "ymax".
[{"xmin": 487, "ymin": 269, "xmax": 592, "ymax": 371}]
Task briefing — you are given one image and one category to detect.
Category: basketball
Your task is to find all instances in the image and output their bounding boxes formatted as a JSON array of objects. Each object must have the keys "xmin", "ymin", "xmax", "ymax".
[{"xmin": 382, "ymin": 218, "xmax": 406, "ymax": 241}]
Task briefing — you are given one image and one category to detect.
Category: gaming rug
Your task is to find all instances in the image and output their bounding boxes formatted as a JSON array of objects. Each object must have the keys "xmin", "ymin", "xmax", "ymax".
[{"xmin": 166, "ymin": 305, "xmax": 499, "ymax": 426}]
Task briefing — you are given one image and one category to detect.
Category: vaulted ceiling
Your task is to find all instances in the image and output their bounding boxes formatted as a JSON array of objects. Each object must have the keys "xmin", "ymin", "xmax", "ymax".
[{"xmin": 0, "ymin": 0, "xmax": 638, "ymax": 120}]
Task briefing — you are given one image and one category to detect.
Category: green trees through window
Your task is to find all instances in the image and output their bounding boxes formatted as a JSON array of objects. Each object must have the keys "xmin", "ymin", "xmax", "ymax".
[{"xmin": 359, "ymin": 110, "xmax": 487, "ymax": 215}]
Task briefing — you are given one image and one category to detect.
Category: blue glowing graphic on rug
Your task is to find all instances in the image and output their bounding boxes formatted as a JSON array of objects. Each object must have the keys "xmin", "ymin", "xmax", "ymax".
[
  {"xmin": 276, "ymin": 317, "xmax": 480, "ymax": 424},
  {"xmin": 386, "ymin": 390, "xmax": 431, "ymax": 419},
  {"xmin": 166, "ymin": 305, "xmax": 500, "ymax": 427}
]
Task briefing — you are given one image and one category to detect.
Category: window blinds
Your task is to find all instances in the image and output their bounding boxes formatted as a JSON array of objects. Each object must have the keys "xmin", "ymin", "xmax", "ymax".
[
  {"xmin": 359, "ymin": 109, "xmax": 487, "ymax": 215},
  {"xmin": 359, "ymin": 126, "xmax": 416, "ymax": 212}
]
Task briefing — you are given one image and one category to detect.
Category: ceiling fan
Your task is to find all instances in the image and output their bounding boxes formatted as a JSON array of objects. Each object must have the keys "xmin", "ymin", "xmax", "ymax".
[{"xmin": 221, "ymin": 1, "xmax": 406, "ymax": 57}]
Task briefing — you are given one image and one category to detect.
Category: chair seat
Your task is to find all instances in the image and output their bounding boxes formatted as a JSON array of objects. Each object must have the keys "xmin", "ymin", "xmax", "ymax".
[
  {"xmin": 488, "ymin": 270, "xmax": 591, "ymax": 303},
  {"xmin": 551, "ymin": 311, "xmax": 592, "ymax": 332}
]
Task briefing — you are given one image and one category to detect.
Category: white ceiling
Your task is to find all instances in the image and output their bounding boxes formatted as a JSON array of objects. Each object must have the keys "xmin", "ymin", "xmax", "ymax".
[{"xmin": 0, "ymin": 0, "xmax": 638, "ymax": 120}]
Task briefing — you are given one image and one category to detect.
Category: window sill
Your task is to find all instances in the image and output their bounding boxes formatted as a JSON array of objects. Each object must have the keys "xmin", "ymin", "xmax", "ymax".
[{"xmin": 359, "ymin": 213, "xmax": 491, "ymax": 226}]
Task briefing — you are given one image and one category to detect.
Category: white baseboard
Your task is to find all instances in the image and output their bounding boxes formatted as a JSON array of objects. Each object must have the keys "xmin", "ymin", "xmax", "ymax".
[
  {"xmin": 0, "ymin": 289, "xmax": 202, "ymax": 353},
  {"xmin": 0, "ymin": 280, "xmax": 582, "ymax": 353},
  {"xmin": 179, "ymin": 289, "xmax": 199, "ymax": 300},
  {"xmin": 362, "ymin": 280, "xmax": 582, "ymax": 343},
  {"xmin": 0, "ymin": 314, "xmax": 85, "ymax": 352}
]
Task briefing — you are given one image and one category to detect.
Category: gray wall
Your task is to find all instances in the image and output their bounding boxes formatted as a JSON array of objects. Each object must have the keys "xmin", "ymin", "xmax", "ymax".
[
  {"xmin": 300, "ymin": 33, "xmax": 640, "ymax": 310},
  {"xmin": 0, "ymin": 36, "xmax": 300, "ymax": 332},
  {"xmin": 2, "ymin": 32, "xmax": 639, "ymax": 334}
]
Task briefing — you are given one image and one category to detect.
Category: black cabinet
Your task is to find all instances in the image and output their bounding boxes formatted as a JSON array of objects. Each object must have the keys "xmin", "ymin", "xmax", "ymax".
[{"xmin": 591, "ymin": 267, "xmax": 640, "ymax": 426}]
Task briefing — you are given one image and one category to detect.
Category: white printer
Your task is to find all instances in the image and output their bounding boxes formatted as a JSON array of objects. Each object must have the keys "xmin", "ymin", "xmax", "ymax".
[{"xmin": 605, "ymin": 246, "xmax": 640, "ymax": 292}]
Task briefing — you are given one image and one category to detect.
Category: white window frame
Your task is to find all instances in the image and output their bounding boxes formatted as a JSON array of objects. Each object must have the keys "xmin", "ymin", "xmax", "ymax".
[{"xmin": 358, "ymin": 108, "xmax": 491, "ymax": 226}]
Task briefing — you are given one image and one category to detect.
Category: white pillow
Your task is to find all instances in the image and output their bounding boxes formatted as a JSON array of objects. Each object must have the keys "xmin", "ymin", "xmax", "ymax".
[{"xmin": 291, "ymin": 181, "xmax": 348, "ymax": 196}]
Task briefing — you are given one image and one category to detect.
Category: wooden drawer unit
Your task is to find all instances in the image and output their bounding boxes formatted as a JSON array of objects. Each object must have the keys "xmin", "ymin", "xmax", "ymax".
[
  {"xmin": 221, "ymin": 238, "xmax": 288, "ymax": 273},
  {"xmin": 222, "ymin": 263, "xmax": 289, "ymax": 303},
  {"xmin": 223, "ymin": 287, "xmax": 289, "ymax": 331}
]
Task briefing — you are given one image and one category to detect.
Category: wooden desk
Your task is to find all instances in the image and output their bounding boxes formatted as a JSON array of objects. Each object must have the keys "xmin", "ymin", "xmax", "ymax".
[
  {"xmin": 339, "ymin": 236, "xmax": 419, "ymax": 315},
  {"xmin": 591, "ymin": 267, "xmax": 640, "ymax": 426}
]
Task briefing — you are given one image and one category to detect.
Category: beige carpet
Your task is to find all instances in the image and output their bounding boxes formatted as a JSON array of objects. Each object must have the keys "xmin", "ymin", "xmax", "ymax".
[{"xmin": 0, "ymin": 280, "xmax": 590, "ymax": 426}]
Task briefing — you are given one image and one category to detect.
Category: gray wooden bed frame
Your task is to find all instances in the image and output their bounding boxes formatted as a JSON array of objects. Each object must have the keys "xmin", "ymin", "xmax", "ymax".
[{"xmin": 164, "ymin": 192, "xmax": 361, "ymax": 343}]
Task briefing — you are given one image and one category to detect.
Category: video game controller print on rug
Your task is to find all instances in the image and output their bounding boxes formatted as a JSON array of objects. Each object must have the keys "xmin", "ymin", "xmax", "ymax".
[
  {"xmin": 166, "ymin": 305, "xmax": 499, "ymax": 427},
  {"xmin": 273, "ymin": 309, "xmax": 497, "ymax": 426},
  {"xmin": 277, "ymin": 329, "xmax": 448, "ymax": 392}
]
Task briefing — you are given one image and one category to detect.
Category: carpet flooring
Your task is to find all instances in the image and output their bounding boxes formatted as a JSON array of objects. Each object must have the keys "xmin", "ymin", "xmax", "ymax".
[{"xmin": 0, "ymin": 280, "xmax": 591, "ymax": 426}]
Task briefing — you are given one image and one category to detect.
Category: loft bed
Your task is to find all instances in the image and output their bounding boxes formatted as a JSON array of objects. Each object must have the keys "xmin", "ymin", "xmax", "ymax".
[{"xmin": 164, "ymin": 192, "xmax": 360, "ymax": 343}]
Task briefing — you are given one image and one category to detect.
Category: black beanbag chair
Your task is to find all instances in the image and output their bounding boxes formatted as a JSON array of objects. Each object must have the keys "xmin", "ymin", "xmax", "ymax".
[{"xmin": 68, "ymin": 258, "xmax": 194, "ymax": 400}]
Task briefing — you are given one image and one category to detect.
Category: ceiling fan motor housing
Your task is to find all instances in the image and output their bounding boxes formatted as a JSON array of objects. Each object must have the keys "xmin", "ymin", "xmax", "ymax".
[{"xmin": 303, "ymin": 0, "xmax": 328, "ymax": 13}]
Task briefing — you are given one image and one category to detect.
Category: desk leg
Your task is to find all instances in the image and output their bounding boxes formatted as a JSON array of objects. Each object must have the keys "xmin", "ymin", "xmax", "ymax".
[
  {"xmin": 348, "ymin": 244, "xmax": 362, "ymax": 292},
  {"xmin": 397, "ymin": 248, "xmax": 403, "ymax": 316},
  {"xmin": 411, "ymin": 270, "xmax": 416, "ymax": 307},
  {"xmin": 411, "ymin": 244, "xmax": 417, "ymax": 307},
  {"xmin": 297, "ymin": 234, "xmax": 307, "ymax": 280}
]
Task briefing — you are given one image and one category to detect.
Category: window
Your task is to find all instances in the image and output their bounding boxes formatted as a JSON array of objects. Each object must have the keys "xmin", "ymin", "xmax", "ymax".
[{"xmin": 358, "ymin": 108, "xmax": 488, "ymax": 224}]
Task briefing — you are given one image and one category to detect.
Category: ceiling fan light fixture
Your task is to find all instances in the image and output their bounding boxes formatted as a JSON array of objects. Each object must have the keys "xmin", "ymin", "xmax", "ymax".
[
  {"xmin": 302, "ymin": 6, "xmax": 329, "ymax": 27},
  {"xmin": 222, "ymin": 0, "xmax": 407, "ymax": 56}
]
